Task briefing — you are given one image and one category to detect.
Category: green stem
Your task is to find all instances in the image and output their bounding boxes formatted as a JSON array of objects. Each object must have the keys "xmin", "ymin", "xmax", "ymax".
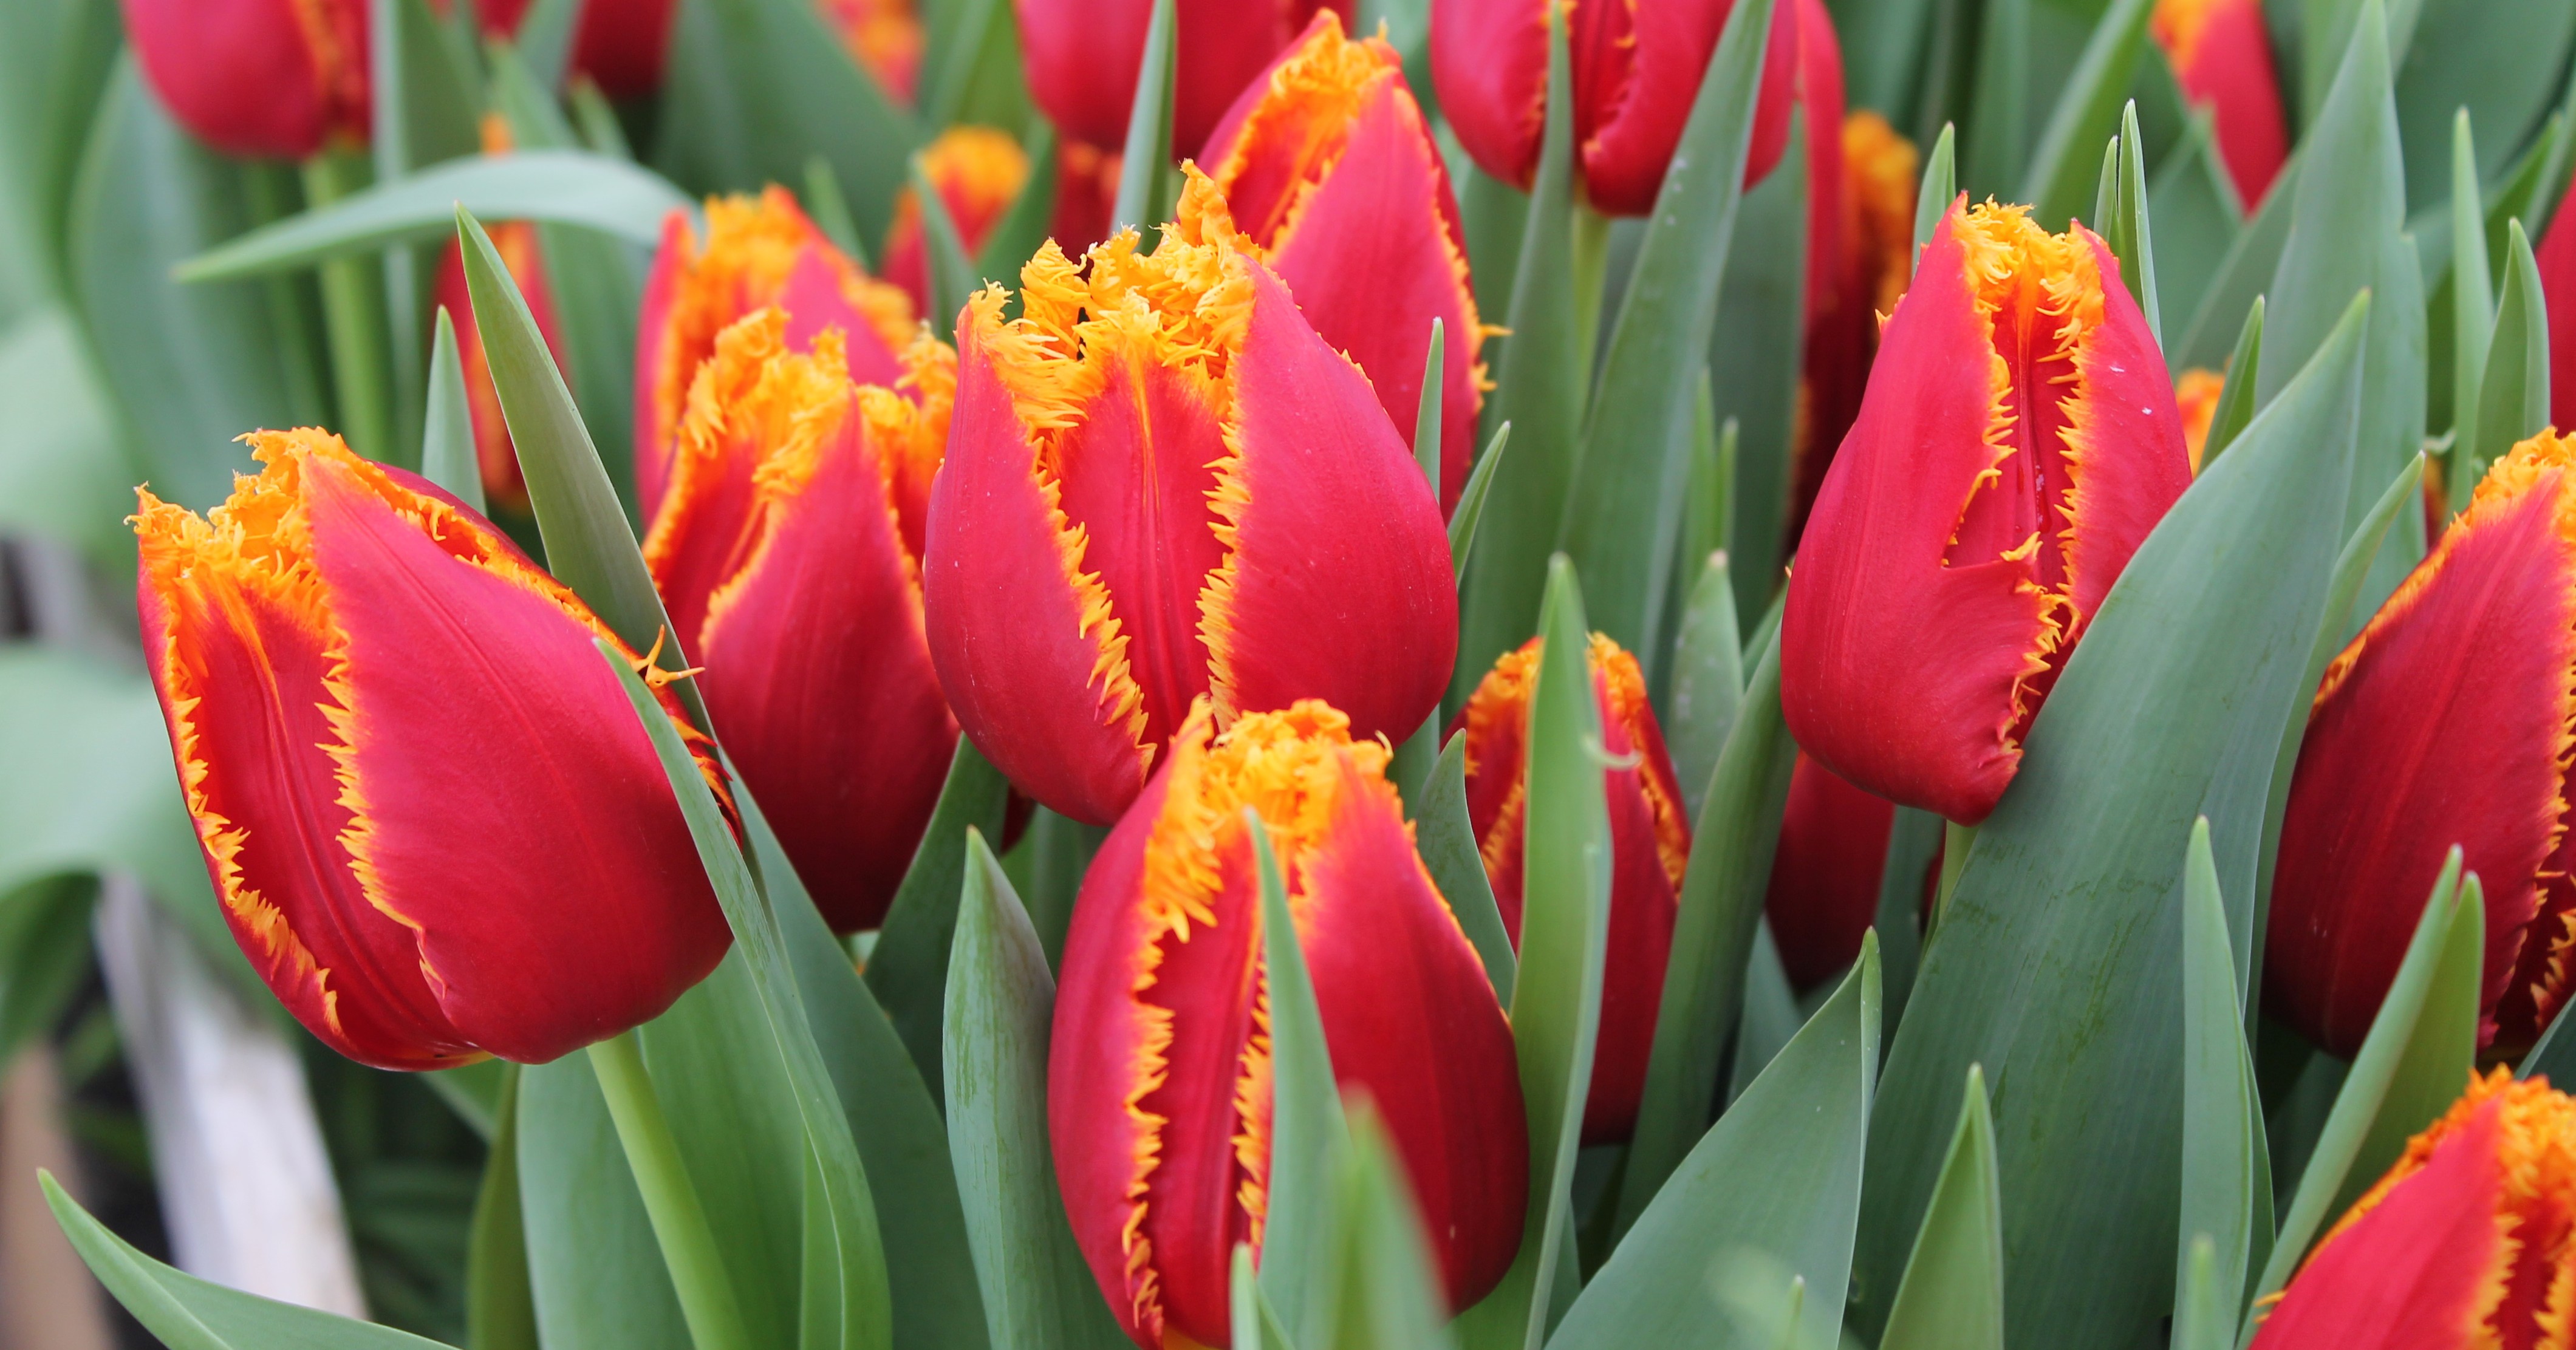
[
  {"xmin": 299, "ymin": 153, "xmax": 397, "ymax": 465},
  {"xmin": 1935, "ymin": 819, "xmax": 1979, "ymax": 924},
  {"xmin": 586, "ymin": 1032, "xmax": 754, "ymax": 1350}
]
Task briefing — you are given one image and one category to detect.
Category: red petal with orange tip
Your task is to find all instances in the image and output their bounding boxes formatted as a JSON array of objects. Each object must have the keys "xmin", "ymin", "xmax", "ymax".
[
  {"xmin": 1049, "ymin": 702, "xmax": 1525, "ymax": 1349},
  {"xmin": 1782, "ymin": 200, "xmax": 2191, "ymax": 825},
  {"xmin": 1013, "ymin": 0, "xmax": 1351, "ymax": 157},
  {"xmin": 122, "ymin": 0, "xmax": 369, "ymax": 159},
  {"xmin": 2268, "ymin": 432, "xmax": 2576, "ymax": 1056},
  {"xmin": 1765, "ymin": 754, "xmax": 1896, "ymax": 990},
  {"xmin": 2152, "ymin": 0, "xmax": 2289, "ymax": 208}
]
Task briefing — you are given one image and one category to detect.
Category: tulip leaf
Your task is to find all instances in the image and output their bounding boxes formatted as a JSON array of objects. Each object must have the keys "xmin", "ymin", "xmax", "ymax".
[
  {"xmin": 1667, "ymin": 551, "xmax": 1745, "ymax": 822},
  {"xmin": 1700, "ymin": 118, "xmax": 1807, "ymax": 653},
  {"xmin": 2448, "ymin": 112, "xmax": 2495, "ymax": 460},
  {"xmin": 1450, "ymin": 421, "xmax": 1512, "ymax": 579},
  {"xmin": 2466, "ymin": 220, "xmax": 2550, "ymax": 488},
  {"xmin": 1914, "ymin": 123, "xmax": 1957, "ymax": 269},
  {"xmin": 2109, "ymin": 102, "xmax": 2161, "ymax": 344},
  {"xmin": 2392, "ymin": 0, "xmax": 2576, "ymax": 217},
  {"xmin": 2177, "ymin": 819, "xmax": 2264, "ymax": 1343},
  {"xmin": 1962, "ymin": 0, "xmax": 2028, "ymax": 198},
  {"xmin": 868, "ymin": 738, "xmax": 1013, "ymax": 1104},
  {"xmin": 999, "ymin": 808, "xmax": 1104, "ymax": 973},
  {"xmin": 1413, "ymin": 731, "xmax": 1519, "ymax": 1008},
  {"xmin": 975, "ymin": 124, "xmax": 1057, "ymax": 283},
  {"xmin": 1304, "ymin": 1105, "xmax": 1460, "ymax": 1350},
  {"xmin": 1249, "ymin": 803, "xmax": 1355, "ymax": 1339},
  {"xmin": 511, "ymin": 0, "xmax": 581, "ymax": 88},
  {"xmin": 0, "ymin": 306, "xmax": 134, "ymax": 567},
  {"xmin": 1614, "ymin": 627, "xmax": 1797, "ymax": 1236},
  {"xmin": 2249, "ymin": 853, "xmax": 2479, "ymax": 1310},
  {"xmin": 2174, "ymin": 1236, "xmax": 2230, "ymax": 1350},
  {"xmin": 421, "ymin": 305, "xmax": 484, "ymax": 513},
  {"xmin": 1850, "ymin": 296, "xmax": 2369, "ymax": 1346},
  {"xmin": 2145, "ymin": 112, "xmax": 2244, "ymax": 335},
  {"xmin": 1112, "ymin": 0, "xmax": 1178, "ymax": 234},
  {"xmin": 1559, "ymin": 0, "xmax": 1779, "ymax": 672},
  {"xmin": 1872, "ymin": 807, "xmax": 1943, "ymax": 1025},
  {"xmin": 2199, "ymin": 296, "xmax": 2264, "ymax": 469},
  {"xmin": 1455, "ymin": 7, "xmax": 1584, "ymax": 706},
  {"xmin": 2018, "ymin": 0, "xmax": 2155, "ymax": 228},
  {"xmin": 1678, "ymin": 391, "xmax": 1732, "ymax": 618},
  {"xmin": 596, "ymin": 639, "xmax": 896, "ymax": 1350},
  {"xmin": 41, "ymin": 1173, "xmax": 456, "ymax": 1349},
  {"xmin": 803, "ymin": 157, "xmax": 871, "ymax": 267},
  {"xmin": 1553, "ymin": 939, "xmax": 1879, "ymax": 1349},
  {"xmin": 1231, "ymin": 1245, "xmax": 1298, "ymax": 1350},
  {"xmin": 1456, "ymin": 557, "xmax": 1610, "ymax": 1350},
  {"xmin": 1724, "ymin": 923, "xmax": 1801, "ymax": 1107},
  {"xmin": 945, "ymin": 829, "xmax": 1127, "ymax": 1350},
  {"xmin": 516, "ymin": 1055, "xmax": 692, "ymax": 1350},
  {"xmin": 2525, "ymin": 990, "xmax": 2576, "ymax": 1085},
  {"xmin": 1876, "ymin": 1065, "xmax": 2003, "ymax": 1350},
  {"xmin": 2175, "ymin": 154, "xmax": 2297, "ymax": 372},
  {"xmin": 464, "ymin": 1063, "xmax": 540, "ymax": 1350},
  {"xmin": 1395, "ymin": 319, "xmax": 1450, "ymax": 798},
  {"xmin": 910, "ymin": 155, "xmax": 979, "ymax": 343}
]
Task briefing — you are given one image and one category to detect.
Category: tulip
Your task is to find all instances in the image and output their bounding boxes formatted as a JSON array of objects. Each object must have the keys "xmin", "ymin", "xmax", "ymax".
[
  {"xmin": 1792, "ymin": 109, "xmax": 1919, "ymax": 547},
  {"xmin": 1016, "ymin": 0, "xmax": 1351, "ymax": 160},
  {"xmin": 1431, "ymin": 0, "xmax": 1800, "ymax": 217},
  {"xmin": 2539, "ymin": 158, "xmax": 2576, "ymax": 429},
  {"xmin": 1051, "ymin": 700, "xmax": 1526, "ymax": 1348},
  {"xmin": 1050, "ymin": 138, "xmax": 1125, "ymax": 261},
  {"xmin": 2249, "ymin": 1067, "xmax": 2576, "ymax": 1349},
  {"xmin": 2268, "ymin": 429, "xmax": 2576, "ymax": 1057},
  {"xmin": 921, "ymin": 172, "xmax": 1457, "ymax": 826},
  {"xmin": 131, "ymin": 430, "xmax": 731, "ymax": 1071},
  {"xmin": 882, "ymin": 126, "xmax": 1032, "ymax": 318},
  {"xmin": 1459, "ymin": 633, "xmax": 1690, "ymax": 1143},
  {"xmin": 2150, "ymin": 0, "xmax": 2289, "ymax": 208},
  {"xmin": 2175, "ymin": 366, "xmax": 2225, "ymax": 474},
  {"xmin": 1199, "ymin": 13, "xmax": 1488, "ymax": 510},
  {"xmin": 432, "ymin": 117, "xmax": 571, "ymax": 514},
  {"xmin": 1782, "ymin": 199, "xmax": 2192, "ymax": 825},
  {"xmin": 641, "ymin": 312, "xmax": 958, "ymax": 933},
  {"xmin": 635, "ymin": 187, "xmax": 920, "ymax": 520},
  {"xmin": 817, "ymin": 0, "xmax": 924, "ymax": 104},
  {"xmin": 1764, "ymin": 754, "xmax": 1897, "ymax": 990},
  {"xmin": 121, "ymin": 0, "xmax": 369, "ymax": 159},
  {"xmin": 466, "ymin": 0, "xmax": 675, "ymax": 99}
]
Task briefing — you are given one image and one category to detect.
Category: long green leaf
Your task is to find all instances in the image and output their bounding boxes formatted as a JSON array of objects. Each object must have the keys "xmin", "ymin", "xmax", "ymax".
[
  {"xmin": 1701, "ymin": 118, "xmax": 1807, "ymax": 645},
  {"xmin": 2200, "ymin": 297, "xmax": 2264, "ymax": 468},
  {"xmin": 1961, "ymin": 0, "xmax": 2028, "ymax": 197},
  {"xmin": 465, "ymin": 1064, "xmax": 539, "ymax": 1350},
  {"xmin": 2175, "ymin": 154, "xmax": 2297, "ymax": 370},
  {"xmin": 2177, "ymin": 819, "xmax": 2262, "ymax": 1342},
  {"xmin": 1667, "ymin": 551, "xmax": 1745, "ymax": 821},
  {"xmin": 867, "ymin": 738, "xmax": 1013, "ymax": 1101},
  {"xmin": 1417, "ymin": 732, "xmax": 1519, "ymax": 1004},
  {"xmin": 1913, "ymin": 122, "xmax": 1956, "ymax": 267},
  {"xmin": 2466, "ymin": 219, "xmax": 2551, "ymax": 489},
  {"xmin": 2392, "ymin": 0, "xmax": 2576, "ymax": 217},
  {"xmin": 2018, "ymin": 0, "xmax": 2156, "ymax": 227},
  {"xmin": 1308, "ymin": 1105, "xmax": 1463, "ymax": 1350},
  {"xmin": 421, "ymin": 306, "xmax": 483, "ymax": 512},
  {"xmin": 1450, "ymin": 422, "xmax": 1512, "ymax": 578},
  {"xmin": 2449, "ymin": 111, "xmax": 2494, "ymax": 460},
  {"xmin": 0, "ymin": 306, "xmax": 132, "ymax": 565},
  {"xmin": 1876, "ymin": 1065, "xmax": 2003, "ymax": 1350},
  {"xmin": 1871, "ymin": 807, "xmax": 1943, "ymax": 1026},
  {"xmin": 2146, "ymin": 109, "xmax": 2243, "ymax": 331},
  {"xmin": 910, "ymin": 155, "xmax": 979, "ymax": 341},
  {"xmin": 1112, "ymin": 0, "xmax": 1178, "ymax": 233},
  {"xmin": 517, "ymin": 1055, "xmax": 691, "ymax": 1350},
  {"xmin": 1251, "ymin": 809, "xmax": 1354, "ymax": 1340}
]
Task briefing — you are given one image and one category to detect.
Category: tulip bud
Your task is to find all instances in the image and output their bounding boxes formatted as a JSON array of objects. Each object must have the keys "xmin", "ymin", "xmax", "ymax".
[
  {"xmin": 642, "ymin": 311, "xmax": 958, "ymax": 933},
  {"xmin": 1765, "ymin": 753, "xmax": 1901, "ymax": 990},
  {"xmin": 1200, "ymin": 12, "xmax": 1488, "ymax": 510},
  {"xmin": 817, "ymin": 0, "xmax": 924, "ymax": 104},
  {"xmin": 465, "ymin": 0, "xmax": 676, "ymax": 98},
  {"xmin": 1459, "ymin": 633, "xmax": 1690, "ymax": 1143},
  {"xmin": 1794, "ymin": 110, "xmax": 1920, "ymax": 547},
  {"xmin": 2269, "ymin": 430, "xmax": 2576, "ymax": 1056},
  {"xmin": 132, "ymin": 431, "xmax": 731, "ymax": 1070},
  {"xmin": 922, "ymin": 172, "xmax": 1457, "ymax": 826},
  {"xmin": 433, "ymin": 117, "xmax": 570, "ymax": 514},
  {"xmin": 635, "ymin": 188, "xmax": 920, "ymax": 519},
  {"xmin": 1782, "ymin": 199, "xmax": 2193, "ymax": 825},
  {"xmin": 121, "ymin": 0, "xmax": 369, "ymax": 159},
  {"xmin": 1014, "ymin": 0, "xmax": 1351, "ymax": 159},
  {"xmin": 883, "ymin": 126, "xmax": 1033, "ymax": 317},
  {"xmin": 1431, "ymin": 0, "xmax": 1800, "ymax": 216},
  {"xmin": 1050, "ymin": 700, "xmax": 1526, "ymax": 1349},
  {"xmin": 2538, "ymin": 159, "xmax": 2576, "ymax": 429},
  {"xmin": 2249, "ymin": 1068, "xmax": 2576, "ymax": 1349},
  {"xmin": 2175, "ymin": 367, "xmax": 2225, "ymax": 474},
  {"xmin": 2150, "ymin": 0, "xmax": 2289, "ymax": 208}
]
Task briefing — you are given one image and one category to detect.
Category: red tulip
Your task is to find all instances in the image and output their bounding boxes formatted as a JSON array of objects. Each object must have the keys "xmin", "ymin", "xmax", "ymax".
[
  {"xmin": 432, "ymin": 117, "xmax": 570, "ymax": 514},
  {"xmin": 882, "ymin": 126, "xmax": 1032, "ymax": 318},
  {"xmin": 121, "ymin": 0, "xmax": 369, "ymax": 159},
  {"xmin": 1792, "ymin": 109, "xmax": 1919, "ymax": 548},
  {"xmin": 1049, "ymin": 138, "xmax": 1125, "ymax": 261},
  {"xmin": 2248, "ymin": 1067, "xmax": 2576, "ymax": 1349},
  {"xmin": 2175, "ymin": 366, "xmax": 2224, "ymax": 474},
  {"xmin": 635, "ymin": 188, "xmax": 920, "ymax": 521},
  {"xmin": 641, "ymin": 312, "xmax": 957, "ymax": 933},
  {"xmin": 816, "ymin": 0, "xmax": 924, "ymax": 104},
  {"xmin": 1782, "ymin": 200, "xmax": 2192, "ymax": 825},
  {"xmin": 1458, "ymin": 633, "xmax": 1690, "ymax": 1144},
  {"xmin": 1764, "ymin": 753, "xmax": 1897, "ymax": 989},
  {"xmin": 466, "ymin": 0, "xmax": 675, "ymax": 99},
  {"xmin": 2539, "ymin": 159, "xmax": 2576, "ymax": 430},
  {"xmin": 2268, "ymin": 430, "xmax": 2576, "ymax": 1057},
  {"xmin": 2150, "ymin": 0, "xmax": 2289, "ymax": 208},
  {"xmin": 1430, "ymin": 0, "xmax": 1799, "ymax": 217},
  {"xmin": 132, "ymin": 430, "xmax": 731, "ymax": 1071},
  {"xmin": 1050, "ymin": 700, "xmax": 1526, "ymax": 1349},
  {"xmin": 1015, "ymin": 0, "xmax": 1352, "ymax": 159},
  {"xmin": 1200, "ymin": 12, "xmax": 1487, "ymax": 510},
  {"xmin": 921, "ymin": 174, "xmax": 1457, "ymax": 826}
]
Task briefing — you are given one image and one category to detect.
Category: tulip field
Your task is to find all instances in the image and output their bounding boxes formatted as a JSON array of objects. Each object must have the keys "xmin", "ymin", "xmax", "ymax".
[{"xmin": 5, "ymin": 0, "xmax": 2576, "ymax": 1345}]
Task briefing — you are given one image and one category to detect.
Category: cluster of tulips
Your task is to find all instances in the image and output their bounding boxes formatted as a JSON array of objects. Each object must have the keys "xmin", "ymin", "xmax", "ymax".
[{"xmin": 40, "ymin": 0, "xmax": 2576, "ymax": 1345}]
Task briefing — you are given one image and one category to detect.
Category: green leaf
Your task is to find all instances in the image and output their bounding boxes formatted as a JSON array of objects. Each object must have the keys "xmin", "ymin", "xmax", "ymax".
[
  {"xmin": 1112, "ymin": 0, "xmax": 1179, "ymax": 233},
  {"xmin": 1305, "ymin": 1105, "xmax": 1460, "ymax": 1350},
  {"xmin": 1962, "ymin": 0, "xmax": 2028, "ymax": 197},
  {"xmin": 996, "ymin": 808, "xmax": 1103, "ymax": 973},
  {"xmin": 1252, "ymin": 807, "xmax": 1353, "ymax": 1340},
  {"xmin": 2199, "ymin": 296, "xmax": 2264, "ymax": 469},
  {"xmin": 2108, "ymin": 101, "xmax": 2161, "ymax": 343},
  {"xmin": 1231, "ymin": 1245, "xmax": 1298, "ymax": 1350},
  {"xmin": 1871, "ymin": 807, "xmax": 1942, "ymax": 1025},
  {"xmin": 2177, "ymin": 819, "xmax": 2263, "ymax": 1343},
  {"xmin": 2175, "ymin": 154, "xmax": 2296, "ymax": 372},
  {"xmin": 1850, "ymin": 298, "xmax": 2369, "ymax": 1346},
  {"xmin": 2465, "ymin": 219, "xmax": 2550, "ymax": 491},
  {"xmin": 513, "ymin": 0, "xmax": 582, "ymax": 89},
  {"xmin": 1551, "ymin": 940, "xmax": 1879, "ymax": 1349},
  {"xmin": 2018, "ymin": 0, "xmax": 2156, "ymax": 228},
  {"xmin": 1724, "ymin": 923, "xmax": 1802, "ymax": 1107},
  {"xmin": 1392, "ymin": 317, "xmax": 1449, "ymax": 799},
  {"xmin": 867, "ymin": 738, "xmax": 1013, "ymax": 1102},
  {"xmin": 0, "ymin": 306, "xmax": 130, "ymax": 564},
  {"xmin": 516, "ymin": 1055, "xmax": 690, "ymax": 1350},
  {"xmin": 44, "ymin": 1173, "xmax": 456, "ymax": 1349},
  {"xmin": 179, "ymin": 152, "xmax": 689, "ymax": 282},
  {"xmin": 1449, "ymin": 422, "xmax": 1512, "ymax": 578},
  {"xmin": 2448, "ymin": 111, "xmax": 2494, "ymax": 459},
  {"xmin": 2392, "ymin": 0, "xmax": 2576, "ymax": 216},
  {"xmin": 1876, "ymin": 1065, "xmax": 2003, "ymax": 1350},
  {"xmin": 1696, "ymin": 117, "xmax": 1806, "ymax": 655},
  {"xmin": 2174, "ymin": 1236, "xmax": 2230, "ymax": 1350},
  {"xmin": 803, "ymin": 157, "xmax": 870, "ymax": 267},
  {"xmin": 420, "ymin": 306, "xmax": 483, "ymax": 513},
  {"xmin": 1914, "ymin": 122, "xmax": 1957, "ymax": 267},
  {"xmin": 1416, "ymin": 732, "xmax": 1519, "ymax": 1006},
  {"xmin": 2146, "ymin": 109, "xmax": 2245, "ymax": 333},
  {"xmin": 1558, "ymin": 0, "xmax": 1780, "ymax": 670},
  {"xmin": 943, "ymin": 830, "xmax": 1126, "ymax": 1350},
  {"xmin": 1613, "ymin": 629, "xmax": 1796, "ymax": 1234},
  {"xmin": 1457, "ymin": 557, "xmax": 1611, "ymax": 1350},
  {"xmin": 1667, "ymin": 551, "xmax": 1745, "ymax": 822},
  {"xmin": 369, "ymin": 0, "xmax": 482, "ymax": 439},
  {"xmin": 487, "ymin": 37, "xmax": 580, "ymax": 150},
  {"xmin": 974, "ymin": 124, "xmax": 1057, "ymax": 283},
  {"xmin": 923, "ymin": 0, "xmax": 1031, "ymax": 131},
  {"xmin": 910, "ymin": 154, "xmax": 979, "ymax": 342},
  {"xmin": 465, "ymin": 1064, "xmax": 539, "ymax": 1350}
]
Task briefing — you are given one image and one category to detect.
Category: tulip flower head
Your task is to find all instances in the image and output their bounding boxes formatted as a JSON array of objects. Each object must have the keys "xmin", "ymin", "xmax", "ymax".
[
  {"xmin": 1782, "ymin": 199, "xmax": 2192, "ymax": 825},
  {"xmin": 467, "ymin": 0, "xmax": 675, "ymax": 98},
  {"xmin": 122, "ymin": 0, "xmax": 369, "ymax": 159},
  {"xmin": 2150, "ymin": 0, "xmax": 2289, "ymax": 207},
  {"xmin": 2270, "ymin": 430, "xmax": 2576, "ymax": 1056},
  {"xmin": 1794, "ymin": 109, "xmax": 1920, "ymax": 545},
  {"xmin": 636, "ymin": 188, "xmax": 919, "ymax": 519},
  {"xmin": 1200, "ymin": 12, "xmax": 1488, "ymax": 509},
  {"xmin": 882, "ymin": 126, "xmax": 1033, "ymax": 318},
  {"xmin": 132, "ymin": 431, "xmax": 731, "ymax": 1071},
  {"xmin": 1050, "ymin": 139, "xmax": 1126, "ymax": 261},
  {"xmin": 1460, "ymin": 633, "xmax": 1690, "ymax": 1142},
  {"xmin": 1016, "ymin": 0, "xmax": 1352, "ymax": 158},
  {"xmin": 1051, "ymin": 700, "xmax": 1526, "ymax": 1349},
  {"xmin": 1765, "ymin": 753, "xmax": 1902, "ymax": 989},
  {"xmin": 2249, "ymin": 1068, "xmax": 2576, "ymax": 1349},
  {"xmin": 923, "ymin": 174, "xmax": 1457, "ymax": 826},
  {"xmin": 818, "ymin": 0, "xmax": 925, "ymax": 104}
]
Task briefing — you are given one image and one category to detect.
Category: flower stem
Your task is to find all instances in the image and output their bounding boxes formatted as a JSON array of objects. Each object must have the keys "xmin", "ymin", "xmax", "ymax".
[
  {"xmin": 1936, "ymin": 819, "xmax": 1979, "ymax": 924},
  {"xmin": 586, "ymin": 1031, "xmax": 753, "ymax": 1350},
  {"xmin": 298, "ymin": 152, "xmax": 396, "ymax": 466}
]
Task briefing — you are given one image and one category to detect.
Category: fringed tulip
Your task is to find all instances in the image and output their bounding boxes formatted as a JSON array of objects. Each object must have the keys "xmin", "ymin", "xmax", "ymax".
[
  {"xmin": 1015, "ymin": 0, "xmax": 1352, "ymax": 158},
  {"xmin": 1782, "ymin": 200, "xmax": 2192, "ymax": 825},
  {"xmin": 643, "ymin": 313, "xmax": 957, "ymax": 933},
  {"xmin": 1765, "ymin": 753, "xmax": 1898, "ymax": 990},
  {"xmin": 1431, "ymin": 0, "xmax": 1799, "ymax": 216},
  {"xmin": 2249, "ymin": 1068, "xmax": 2576, "ymax": 1349},
  {"xmin": 883, "ymin": 126, "xmax": 1031, "ymax": 317},
  {"xmin": 466, "ymin": 0, "xmax": 675, "ymax": 98},
  {"xmin": 132, "ymin": 431, "xmax": 730, "ymax": 1071},
  {"xmin": 635, "ymin": 188, "xmax": 919, "ymax": 519},
  {"xmin": 121, "ymin": 0, "xmax": 369, "ymax": 159},
  {"xmin": 2540, "ymin": 159, "xmax": 2576, "ymax": 429},
  {"xmin": 817, "ymin": 0, "xmax": 924, "ymax": 103},
  {"xmin": 922, "ymin": 174, "xmax": 1457, "ymax": 826},
  {"xmin": 1050, "ymin": 700, "xmax": 1526, "ymax": 1349},
  {"xmin": 2151, "ymin": 0, "xmax": 2289, "ymax": 208},
  {"xmin": 2269, "ymin": 431, "xmax": 2576, "ymax": 1056},
  {"xmin": 1792, "ymin": 109, "xmax": 1919, "ymax": 547},
  {"xmin": 1200, "ymin": 12, "xmax": 1488, "ymax": 510},
  {"xmin": 433, "ymin": 117, "xmax": 569, "ymax": 514},
  {"xmin": 2175, "ymin": 367, "xmax": 2225, "ymax": 474},
  {"xmin": 1460, "ymin": 633, "xmax": 1690, "ymax": 1142}
]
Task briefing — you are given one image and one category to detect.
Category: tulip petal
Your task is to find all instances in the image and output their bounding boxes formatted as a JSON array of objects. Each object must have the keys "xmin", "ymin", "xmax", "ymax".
[
  {"xmin": 2154, "ymin": 0, "xmax": 2289, "ymax": 208},
  {"xmin": 635, "ymin": 210, "xmax": 696, "ymax": 519},
  {"xmin": 1576, "ymin": 0, "xmax": 1797, "ymax": 214},
  {"xmin": 122, "ymin": 0, "xmax": 367, "ymax": 159},
  {"xmin": 1430, "ymin": 0, "xmax": 1548, "ymax": 193},
  {"xmin": 779, "ymin": 243, "xmax": 912, "ymax": 392},
  {"xmin": 1765, "ymin": 753, "xmax": 1897, "ymax": 990}
]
